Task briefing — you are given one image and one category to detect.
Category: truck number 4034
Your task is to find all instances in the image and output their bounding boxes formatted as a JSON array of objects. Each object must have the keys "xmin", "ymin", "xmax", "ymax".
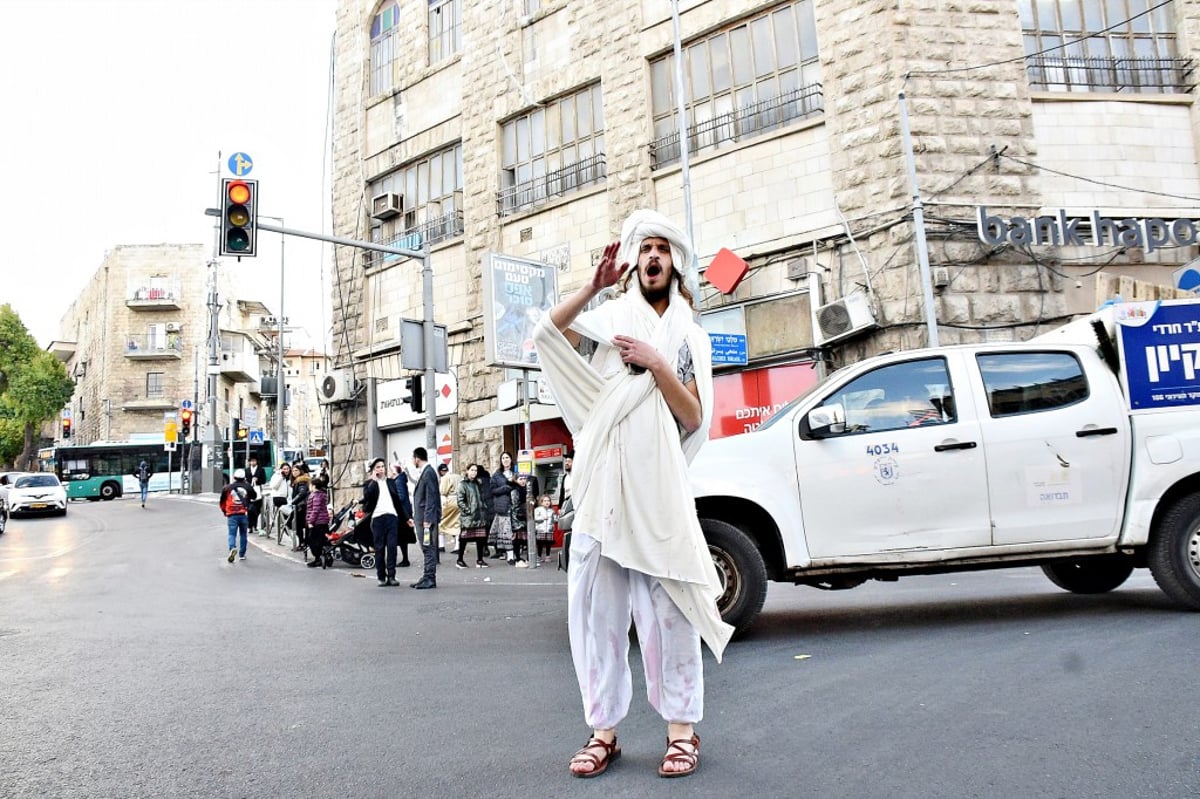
[{"xmin": 866, "ymin": 443, "xmax": 899, "ymax": 456}]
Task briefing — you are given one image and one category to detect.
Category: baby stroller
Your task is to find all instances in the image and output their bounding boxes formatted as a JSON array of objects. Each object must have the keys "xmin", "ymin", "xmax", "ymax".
[{"xmin": 322, "ymin": 500, "xmax": 375, "ymax": 570}]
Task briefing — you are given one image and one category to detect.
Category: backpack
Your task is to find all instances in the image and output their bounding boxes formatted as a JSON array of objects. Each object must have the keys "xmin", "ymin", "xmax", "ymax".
[{"xmin": 220, "ymin": 485, "xmax": 248, "ymax": 517}]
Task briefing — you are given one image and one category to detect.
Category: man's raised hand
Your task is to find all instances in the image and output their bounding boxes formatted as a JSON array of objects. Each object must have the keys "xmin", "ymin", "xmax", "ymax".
[{"xmin": 590, "ymin": 241, "xmax": 629, "ymax": 293}]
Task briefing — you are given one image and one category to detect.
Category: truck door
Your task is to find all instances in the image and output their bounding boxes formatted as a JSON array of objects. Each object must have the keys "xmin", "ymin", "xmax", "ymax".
[
  {"xmin": 972, "ymin": 351, "xmax": 1129, "ymax": 545},
  {"xmin": 797, "ymin": 355, "xmax": 993, "ymax": 559}
]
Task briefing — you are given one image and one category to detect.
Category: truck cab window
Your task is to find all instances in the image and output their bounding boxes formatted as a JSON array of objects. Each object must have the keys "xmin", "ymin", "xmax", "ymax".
[
  {"xmin": 820, "ymin": 357, "xmax": 955, "ymax": 434},
  {"xmin": 976, "ymin": 352, "xmax": 1088, "ymax": 417}
]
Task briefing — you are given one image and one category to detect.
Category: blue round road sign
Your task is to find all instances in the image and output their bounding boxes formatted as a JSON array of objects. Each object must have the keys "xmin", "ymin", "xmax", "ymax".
[{"xmin": 228, "ymin": 152, "xmax": 254, "ymax": 177}]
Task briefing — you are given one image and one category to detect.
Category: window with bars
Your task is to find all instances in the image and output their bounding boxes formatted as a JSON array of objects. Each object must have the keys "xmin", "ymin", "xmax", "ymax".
[
  {"xmin": 368, "ymin": 144, "xmax": 465, "ymax": 263},
  {"xmin": 648, "ymin": 0, "xmax": 823, "ymax": 169},
  {"xmin": 1019, "ymin": 0, "xmax": 1191, "ymax": 93},
  {"xmin": 497, "ymin": 83, "xmax": 606, "ymax": 216},
  {"xmin": 429, "ymin": 0, "xmax": 462, "ymax": 65},
  {"xmin": 370, "ymin": 2, "xmax": 400, "ymax": 97}
]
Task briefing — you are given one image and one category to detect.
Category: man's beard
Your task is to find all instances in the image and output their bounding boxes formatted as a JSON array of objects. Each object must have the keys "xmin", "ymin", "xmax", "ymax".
[{"xmin": 639, "ymin": 277, "xmax": 671, "ymax": 304}]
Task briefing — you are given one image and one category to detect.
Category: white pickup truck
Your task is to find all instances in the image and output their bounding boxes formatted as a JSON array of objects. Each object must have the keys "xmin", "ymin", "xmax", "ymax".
[{"xmin": 691, "ymin": 299, "xmax": 1200, "ymax": 634}]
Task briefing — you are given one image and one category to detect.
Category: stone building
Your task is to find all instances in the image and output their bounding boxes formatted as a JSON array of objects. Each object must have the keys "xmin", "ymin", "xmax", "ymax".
[
  {"xmin": 327, "ymin": 0, "xmax": 1200, "ymax": 483},
  {"xmin": 52, "ymin": 244, "xmax": 280, "ymax": 450}
]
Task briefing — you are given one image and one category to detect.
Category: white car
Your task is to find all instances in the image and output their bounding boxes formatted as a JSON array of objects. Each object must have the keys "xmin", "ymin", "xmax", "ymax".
[{"xmin": 7, "ymin": 473, "xmax": 68, "ymax": 517}]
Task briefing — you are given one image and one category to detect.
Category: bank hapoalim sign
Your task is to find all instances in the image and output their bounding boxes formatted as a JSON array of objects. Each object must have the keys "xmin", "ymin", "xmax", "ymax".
[
  {"xmin": 977, "ymin": 207, "xmax": 1200, "ymax": 254},
  {"xmin": 480, "ymin": 253, "xmax": 560, "ymax": 369}
]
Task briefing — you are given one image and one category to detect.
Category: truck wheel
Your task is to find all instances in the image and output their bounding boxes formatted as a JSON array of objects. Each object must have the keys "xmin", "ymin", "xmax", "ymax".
[
  {"xmin": 1148, "ymin": 494, "xmax": 1200, "ymax": 609},
  {"xmin": 1041, "ymin": 556, "xmax": 1133, "ymax": 594},
  {"xmin": 702, "ymin": 518, "xmax": 767, "ymax": 637}
]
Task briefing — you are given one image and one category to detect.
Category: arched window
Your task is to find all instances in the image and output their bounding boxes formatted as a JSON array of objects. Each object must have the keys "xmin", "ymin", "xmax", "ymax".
[{"xmin": 370, "ymin": 2, "xmax": 400, "ymax": 96}]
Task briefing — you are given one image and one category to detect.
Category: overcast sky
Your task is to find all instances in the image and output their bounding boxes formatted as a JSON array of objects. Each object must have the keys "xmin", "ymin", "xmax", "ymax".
[{"xmin": 0, "ymin": 0, "xmax": 337, "ymax": 350}]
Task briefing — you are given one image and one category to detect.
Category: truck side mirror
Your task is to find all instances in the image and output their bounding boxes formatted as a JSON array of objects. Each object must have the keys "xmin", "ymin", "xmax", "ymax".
[{"xmin": 803, "ymin": 404, "xmax": 846, "ymax": 439}]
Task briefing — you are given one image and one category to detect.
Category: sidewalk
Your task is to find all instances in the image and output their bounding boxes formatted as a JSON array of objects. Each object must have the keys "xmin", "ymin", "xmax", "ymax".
[{"xmin": 166, "ymin": 493, "xmax": 568, "ymax": 586}]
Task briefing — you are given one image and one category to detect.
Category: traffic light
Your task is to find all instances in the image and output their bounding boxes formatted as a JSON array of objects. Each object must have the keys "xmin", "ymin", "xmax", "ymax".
[
  {"xmin": 234, "ymin": 417, "xmax": 247, "ymax": 440},
  {"xmin": 219, "ymin": 178, "xmax": 258, "ymax": 258},
  {"xmin": 180, "ymin": 408, "xmax": 192, "ymax": 438},
  {"xmin": 405, "ymin": 375, "xmax": 424, "ymax": 414},
  {"xmin": 62, "ymin": 417, "xmax": 71, "ymax": 439}
]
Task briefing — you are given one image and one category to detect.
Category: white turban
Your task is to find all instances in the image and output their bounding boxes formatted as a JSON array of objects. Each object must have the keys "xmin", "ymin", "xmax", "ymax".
[{"xmin": 618, "ymin": 209, "xmax": 698, "ymax": 302}]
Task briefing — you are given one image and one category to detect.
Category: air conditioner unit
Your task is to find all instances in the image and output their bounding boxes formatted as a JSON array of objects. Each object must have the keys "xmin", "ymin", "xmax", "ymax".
[
  {"xmin": 318, "ymin": 371, "xmax": 355, "ymax": 404},
  {"xmin": 814, "ymin": 291, "xmax": 878, "ymax": 346},
  {"xmin": 371, "ymin": 192, "xmax": 404, "ymax": 220},
  {"xmin": 165, "ymin": 323, "xmax": 182, "ymax": 333}
]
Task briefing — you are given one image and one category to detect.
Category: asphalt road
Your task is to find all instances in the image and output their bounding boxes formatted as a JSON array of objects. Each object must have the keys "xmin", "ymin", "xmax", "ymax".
[{"xmin": 1, "ymin": 495, "xmax": 1197, "ymax": 799}]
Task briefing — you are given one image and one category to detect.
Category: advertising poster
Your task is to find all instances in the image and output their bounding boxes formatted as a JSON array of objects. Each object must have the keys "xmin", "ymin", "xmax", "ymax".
[
  {"xmin": 481, "ymin": 252, "xmax": 559, "ymax": 369},
  {"xmin": 1117, "ymin": 300, "xmax": 1200, "ymax": 410}
]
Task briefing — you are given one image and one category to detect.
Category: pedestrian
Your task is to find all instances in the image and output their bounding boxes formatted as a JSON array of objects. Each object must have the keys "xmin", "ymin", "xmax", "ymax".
[
  {"xmin": 532, "ymin": 209, "xmax": 732, "ymax": 779},
  {"xmin": 475, "ymin": 464, "xmax": 496, "ymax": 557},
  {"xmin": 391, "ymin": 461, "xmax": 416, "ymax": 567},
  {"xmin": 305, "ymin": 474, "xmax": 331, "ymax": 568},
  {"xmin": 361, "ymin": 457, "xmax": 411, "ymax": 587},
  {"xmin": 266, "ymin": 462, "xmax": 292, "ymax": 537},
  {"xmin": 290, "ymin": 462, "xmax": 313, "ymax": 553},
  {"xmin": 534, "ymin": 493, "xmax": 556, "ymax": 563},
  {"xmin": 246, "ymin": 455, "xmax": 268, "ymax": 534},
  {"xmin": 509, "ymin": 474, "xmax": 529, "ymax": 568},
  {"xmin": 454, "ymin": 464, "xmax": 489, "ymax": 569},
  {"xmin": 410, "ymin": 446, "xmax": 440, "ymax": 589},
  {"xmin": 437, "ymin": 462, "xmax": 460, "ymax": 554},
  {"xmin": 488, "ymin": 452, "xmax": 518, "ymax": 561},
  {"xmin": 219, "ymin": 468, "xmax": 253, "ymax": 563},
  {"xmin": 132, "ymin": 460, "xmax": 153, "ymax": 508}
]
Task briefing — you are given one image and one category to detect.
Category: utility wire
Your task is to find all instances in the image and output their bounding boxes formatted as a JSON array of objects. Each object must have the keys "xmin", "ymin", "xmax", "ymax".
[
  {"xmin": 906, "ymin": 0, "xmax": 1174, "ymax": 77},
  {"xmin": 998, "ymin": 152, "xmax": 1200, "ymax": 203}
]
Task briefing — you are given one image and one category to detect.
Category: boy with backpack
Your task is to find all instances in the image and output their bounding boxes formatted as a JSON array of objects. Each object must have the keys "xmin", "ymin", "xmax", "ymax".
[{"xmin": 220, "ymin": 469, "xmax": 253, "ymax": 563}]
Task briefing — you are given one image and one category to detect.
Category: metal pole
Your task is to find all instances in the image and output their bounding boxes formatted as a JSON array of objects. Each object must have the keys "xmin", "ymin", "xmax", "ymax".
[
  {"xmin": 521, "ymin": 372, "xmax": 537, "ymax": 569},
  {"xmin": 202, "ymin": 259, "xmax": 223, "ymax": 493},
  {"xmin": 421, "ymin": 241, "xmax": 436, "ymax": 455},
  {"xmin": 897, "ymin": 90, "xmax": 939, "ymax": 347},
  {"xmin": 670, "ymin": 0, "xmax": 699, "ymax": 309},
  {"xmin": 278, "ymin": 218, "xmax": 286, "ymax": 456}
]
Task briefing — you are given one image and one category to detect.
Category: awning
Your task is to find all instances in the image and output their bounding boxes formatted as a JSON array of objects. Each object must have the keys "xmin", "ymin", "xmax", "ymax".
[{"xmin": 463, "ymin": 403, "xmax": 563, "ymax": 431}]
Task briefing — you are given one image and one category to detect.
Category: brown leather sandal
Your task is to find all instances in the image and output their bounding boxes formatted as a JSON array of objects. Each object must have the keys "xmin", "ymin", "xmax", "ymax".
[
  {"xmin": 568, "ymin": 735, "xmax": 621, "ymax": 778},
  {"xmin": 658, "ymin": 733, "xmax": 700, "ymax": 778}
]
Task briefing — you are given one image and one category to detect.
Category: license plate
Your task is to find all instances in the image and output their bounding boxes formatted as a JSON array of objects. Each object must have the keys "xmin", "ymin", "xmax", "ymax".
[{"xmin": 31, "ymin": 503, "xmax": 47, "ymax": 509}]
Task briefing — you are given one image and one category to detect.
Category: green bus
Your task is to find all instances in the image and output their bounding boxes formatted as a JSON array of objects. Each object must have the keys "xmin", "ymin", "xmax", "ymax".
[{"xmin": 43, "ymin": 440, "xmax": 284, "ymax": 500}]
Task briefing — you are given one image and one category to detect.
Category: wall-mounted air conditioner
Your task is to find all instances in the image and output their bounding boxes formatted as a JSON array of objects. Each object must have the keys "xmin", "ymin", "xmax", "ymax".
[
  {"xmin": 371, "ymin": 192, "xmax": 404, "ymax": 220},
  {"xmin": 318, "ymin": 371, "xmax": 355, "ymax": 404},
  {"xmin": 165, "ymin": 323, "xmax": 182, "ymax": 333},
  {"xmin": 814, "ymin": 291, "xmax": 878, "ymax": 346}
]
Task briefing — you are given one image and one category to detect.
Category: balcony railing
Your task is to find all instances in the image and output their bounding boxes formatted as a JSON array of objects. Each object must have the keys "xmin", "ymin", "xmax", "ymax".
[
  {"xmin": 649, "ymin": 83, "xmax": 825, "ymax": 170},
  {"xmin": 124, "ymin": 333, "xmax": 184, "ymax": 359},
  {"xmin": 496, "ymin": 153, "xmax": 607, "ymax": 217},
  {"xmin": 126, "ymin": 281, "xmax": 182, "ymax": 309},
  {"xmin": 364, "ymin": 211, "xmax": 466, "ymax": 269},
  {"xmin": 1025, "ymin": 55, "xmax": 1195, "ymax": 94}
]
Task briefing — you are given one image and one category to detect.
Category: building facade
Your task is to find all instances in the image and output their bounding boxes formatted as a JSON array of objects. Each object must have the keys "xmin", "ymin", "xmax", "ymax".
[
  {"xmin": 53, "ymin": 244, "xmax": 283, "ymax": 453},
  {"xmin": 328, "ymin": 0, "xmax": 1200, "ymax": 480}
]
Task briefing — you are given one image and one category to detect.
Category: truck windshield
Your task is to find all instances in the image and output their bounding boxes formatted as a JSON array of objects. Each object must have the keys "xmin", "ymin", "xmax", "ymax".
[{"xmin": 756, "ymin": 367, "xmax": 842, "ymax": 431}]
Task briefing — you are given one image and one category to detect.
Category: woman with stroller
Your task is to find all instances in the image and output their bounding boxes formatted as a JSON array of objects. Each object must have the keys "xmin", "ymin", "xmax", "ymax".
[
  {"xmin": 454, "ymin": 464, "xmax": 489, "ymax": 569},
  {"xmin": 266, "ymin": 461, "xmax": 292, "ymax": 538},
  {"xmin": 305, "ymin": 474, "xmax": 331, "ymax": 567}
]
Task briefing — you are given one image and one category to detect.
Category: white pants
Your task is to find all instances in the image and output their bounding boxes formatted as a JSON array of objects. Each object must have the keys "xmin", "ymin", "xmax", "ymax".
[{"xmin": 568, "ymin": 532, "xmax": 704, "ymax": 730}]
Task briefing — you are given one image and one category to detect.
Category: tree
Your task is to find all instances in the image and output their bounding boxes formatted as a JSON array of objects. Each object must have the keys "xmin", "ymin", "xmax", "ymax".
[{"xmin": 0, "ymin": 305, "xmax": 74, "ymax": 469}]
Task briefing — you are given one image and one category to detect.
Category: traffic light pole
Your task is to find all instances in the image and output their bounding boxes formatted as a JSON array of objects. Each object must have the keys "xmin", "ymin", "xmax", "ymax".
[{"xmin": 203, "ymin": 210, "xmax": 440, "ymax": 456}]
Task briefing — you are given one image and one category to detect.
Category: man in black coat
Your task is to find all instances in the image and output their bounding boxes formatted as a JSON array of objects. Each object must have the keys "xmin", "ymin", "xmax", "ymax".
[
  {"xmin": 410, "ymin": 447, "xmax": 441, "ymax": 589},
  {"xmin": 362, "ymin": 457, "xmax": 412, "ymax": 587}
]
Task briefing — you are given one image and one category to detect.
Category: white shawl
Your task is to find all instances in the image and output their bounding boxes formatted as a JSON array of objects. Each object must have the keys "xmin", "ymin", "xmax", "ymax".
[{"xmin": 532, "ymin": 216, "xmax": 733, "ymax": 661}]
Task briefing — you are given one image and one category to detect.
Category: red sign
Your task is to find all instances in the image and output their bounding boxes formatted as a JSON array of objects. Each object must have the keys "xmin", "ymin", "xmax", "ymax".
[
  {"xmin": 709, "ymin": 362, "xmax": 820, "ymax": 440},
  {"xmin": 533, "ymin": 445, "xmax": 564, "ymax": 460}
]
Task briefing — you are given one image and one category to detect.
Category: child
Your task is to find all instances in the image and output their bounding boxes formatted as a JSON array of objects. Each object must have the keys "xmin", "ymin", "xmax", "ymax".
[
  {"xmin": 533, "ymin": 494, "xmax": 556, "ymax": 563},
  {"xmin": 305, "ymin": 474, "xmax": 331, "ymax": 568}
]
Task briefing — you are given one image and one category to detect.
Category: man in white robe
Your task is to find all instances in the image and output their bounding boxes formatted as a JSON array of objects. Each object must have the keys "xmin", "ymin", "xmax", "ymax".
[{"xmin": 533, "ymin": 209, "xmax": 733, "ymax": 779}]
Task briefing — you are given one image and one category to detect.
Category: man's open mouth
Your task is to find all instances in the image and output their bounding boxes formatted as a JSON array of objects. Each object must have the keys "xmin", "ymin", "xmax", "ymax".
[{"xmin": 646, "ymin": 264, "xmax": 663, "ymax": 278}]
